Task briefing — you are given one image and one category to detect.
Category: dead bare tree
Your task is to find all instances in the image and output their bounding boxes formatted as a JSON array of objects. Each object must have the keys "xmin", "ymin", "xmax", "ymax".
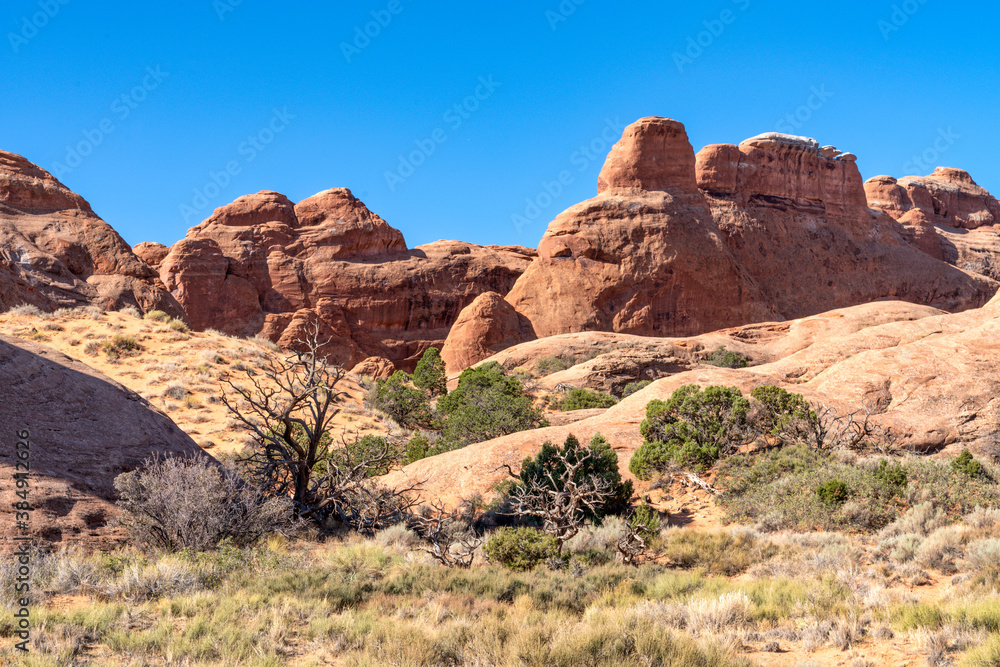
[
  {"xmin": 810, "ymin": 404, "xmax": 899, "ymax": 454},
  {"xmin": 615, "ymin": 513, "xmax": 651, "ymax": 567},
  {"xmin": 509, "ymin": 447, "xmax": 616, "ymax": 552},
  {"xmin": 408, "ymin": 501, "xmax": 482, "ymax": 568},
  {"xmin": 221, "ymin": 320, "xmax": 419, "ymax": 529}
]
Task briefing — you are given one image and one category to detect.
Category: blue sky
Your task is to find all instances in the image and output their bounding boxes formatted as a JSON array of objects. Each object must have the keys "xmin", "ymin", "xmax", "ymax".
[{"xmin": 3, "ymin": 0, "xmax": 998, "ymax": 249}]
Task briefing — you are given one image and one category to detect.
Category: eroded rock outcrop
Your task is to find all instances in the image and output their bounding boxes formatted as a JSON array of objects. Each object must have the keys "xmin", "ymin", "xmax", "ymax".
[
  {"xmin": 159, "ymin": 189, "xmax": 535, "ymax": 369},
  {"xmin": 0, "ymin": 150, "xmax": 183, "ymax": 315},
  {"xmin": 866, "ymin": 168, "xmax": 1000, "ymax": 280},
  {"xmin": 504, "ymin": 118, "xmax": 779, "ymax": 342},
  {"xmin": 0, "ymin": 335, "xmax": 211, "ymax": 550},
  {"xmin": 496, "ymin": 119, "xmax": 996, "ymax": 361}
]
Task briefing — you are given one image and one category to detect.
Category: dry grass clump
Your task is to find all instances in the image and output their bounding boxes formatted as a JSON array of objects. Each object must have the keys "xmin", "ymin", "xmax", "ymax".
[{"xmin": 144, "ymin": 309, "xmax": 171, "ymax": 322}]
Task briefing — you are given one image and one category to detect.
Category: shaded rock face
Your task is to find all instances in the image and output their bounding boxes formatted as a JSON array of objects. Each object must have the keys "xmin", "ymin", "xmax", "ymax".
[
  {"xmin": 159, "ymin": 189, "xmax": 535, "ymax": 370},
  {"xmin": 498, "ymin": 119, "xmax": 996, "ymax": 364},
  {"xmin": 0, "ymin": 335, "xmax": 211, "ymax": 551},
  {"xmin": 0, "ymin": 151, "xmax": 183, "ymax": 315},
  {"xmin": 865, "ymin": 169, "xmax": 1000, "ymax": 280}
]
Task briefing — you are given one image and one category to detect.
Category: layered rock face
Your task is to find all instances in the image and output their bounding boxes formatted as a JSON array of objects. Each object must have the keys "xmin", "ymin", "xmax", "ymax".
[
  {"xmin": 504, "ymin": 118, "xmax": 779, "ymax": 341},
  {"xmin": 865, "ymin": 168, "xmax": 1000, "ymax": 280},
  {"xmin": 449, "ymin": 119, "xmax": 997, "ymax": 373},
  {"xmin": 0, "ymin": 150, "xmax": 182, "ymax": 315},
  {"xmin": 0, "ymin": 335, "xmax": 211, "ymax": 550},
  {"xmin": 157, "ymin": 189, "xmax": 535, "ymax": 370},
  {"xmin": 697, "ymin": 133, "xmax": 996, "ymax": 318}
]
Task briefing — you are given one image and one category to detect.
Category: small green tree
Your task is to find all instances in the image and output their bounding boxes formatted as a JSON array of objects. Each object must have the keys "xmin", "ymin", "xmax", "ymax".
[
  {"xmin": 512, "ymin": 433, "xmax": 633, "ymax": 551},
  {"xmin": 484, "ymin": 527, "xmax": 562, "ymax": 571},
  {"xmin": 630, "ymin": 385, "xmax": 753, "ymax": 478},
  {"xmin": 402, "ymin": 434, "xmax": 431, "ymax": 466},
  {"xmin": 554, "ymin": 388, "xmax": 619, "ymax": 411},
  {"xmin": 436, "ymin": 362, "xmax": 545, "ymax": 447},
  {"xmin": 369, "ymin": 371, "xmax": 433, "ymax": 427},
  {"xmin": 518, "ymin": 433, "xmax": 632, "ymax": 521},
  {"xmin": 750, "ymin": 385, "xmax": 817, "ymax": 446},
  {"xmin": 412, "ymin": 347, "xmax": 447, "ymax": 396},
  {"xmin": 621, "ymin": 380, "xmax": 652, "ymax": 398},
  {"xmin": 952, "ymin": 450, "xmax": 985, "ymax": 479}
]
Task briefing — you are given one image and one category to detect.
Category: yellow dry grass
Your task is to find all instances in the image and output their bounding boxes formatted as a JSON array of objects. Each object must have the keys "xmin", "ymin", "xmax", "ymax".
[{"xmin": 0, "ymin": 307, "xmax": 384, "ymax": 455}]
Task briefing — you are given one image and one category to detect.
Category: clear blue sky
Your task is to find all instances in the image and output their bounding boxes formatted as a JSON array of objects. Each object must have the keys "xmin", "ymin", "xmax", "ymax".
[{"xmin": 3, "ymin": 0, "xmax": 998, "ymax": 249}]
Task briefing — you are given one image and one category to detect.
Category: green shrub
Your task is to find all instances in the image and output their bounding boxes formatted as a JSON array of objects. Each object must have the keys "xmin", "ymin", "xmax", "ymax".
[
  {"xmin": 632, "ymin": 502, "xmax": 661, "ymax": 537},
  {"xmin": 369, "ymin": 371, "xmax": 433, "ymax": 428},
  {"xmin": 436, "ymin": 362, "xmax": 545, "ymax": 447},
  {"xmin": 630, "ymin": 385, "xmax": 752, "ymax": 478},
  {"xmin": 167, "ymin": 318, "xmax": 190, "ymax": 333},
  {"xmin": 750, "ymin": 385, "xmax": 817, "ymax": 441},
  {"xmin": 817, "ymin": 479, "xmax": 850, "ymax": 506},
  {"xmin": 716, "ymin": 444, "xmax": 1000, "ymax": 533},
  {"xmin": 535, "ymin": 355, "xmax": 572, "ymax": 376},
  {"xmin": 483, "ymin": 527, "xmax": 562, "ymax": 571},
  {"xmin": 554, "ymin": 388, "xmax": 619, "ymax": 411},
  {"xmin": 412, "ymin": 347, "xmax": 447, "ymax": 396},
  {"xmin": 518, "ymin": 433, "xmax": 633, "ymax": 521},
  {"xmin": 952, "ymin": 450, "xmax": 985, "ymax": 479},
  {"xmin": 402, "ymin": 435, "xmax": 431, "ymax": 466},
  {"xmin": 144, "ymin": 310, "xmax": 170, "ymax": 322},
  {"xmin": 621, "ymin": 380, "xmax": 651, "ymax": 398},
  {"xmin": 701, "ymin": 347, "xmax": 749, "ymax": 369},
  {"xmin": 874, "ymin": 459, "xmax": 908, "ymax": 490}
]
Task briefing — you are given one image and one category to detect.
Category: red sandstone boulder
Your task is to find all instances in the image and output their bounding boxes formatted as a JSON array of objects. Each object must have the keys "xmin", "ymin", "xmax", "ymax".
[
  {"xmin": 441, "ymin": 291, "xmax": 530, "ymax": 373},
  {"xmin": 351, "ymin": 356, "xmax": 397, "ymax": 380},
  {"xmin": 133, "ymin": 242, "xmax": 171, "ymax": 271}
]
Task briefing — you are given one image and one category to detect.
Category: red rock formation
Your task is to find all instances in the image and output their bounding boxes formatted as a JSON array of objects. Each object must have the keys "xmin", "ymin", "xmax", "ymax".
[
  {"xmin": 351, "ymin": 356, "xmax": 397, "ymax": 380},
  {"xmin": 133, "ymin": 242, "xmax": 170, "ymax": 270},
  {"xmin": 0, "ymin": 334, "xmax": 211, "ymax": 550},
  {"xmin": 158, "ymin": 190, "xmax": 535, "ymax": 369},
  {"xmin": 490, "ymin": 121, "xmax": 999, "ymax": 369},
  {"xmin": 504, "ymin": 118, "xmax": 779, "ymax": 343},
  {"xmin": 697, "ymin": 133, "xmax": 995, "ymax": 318},
  {"xmin": 0, "ymin": 150, "xmax": 182, "ymax": 315},
  {"xmin": 866, "ymin": 168, "xmax": 1000, "ymax": 280},
  {"xmin": 441, "ymin": 291, "xmax": 530, "ymax": 374}
]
